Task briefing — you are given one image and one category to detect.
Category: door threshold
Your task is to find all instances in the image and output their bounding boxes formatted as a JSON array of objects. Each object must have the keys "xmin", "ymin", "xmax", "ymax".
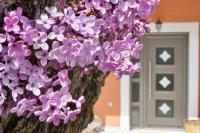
[
  {"xmin": 131, "ymin": 127, "xmax": 186, "ymax": 133},
  {"xmin": 102, "ymin": 127, "xmax": 186, "ymax": 133}
]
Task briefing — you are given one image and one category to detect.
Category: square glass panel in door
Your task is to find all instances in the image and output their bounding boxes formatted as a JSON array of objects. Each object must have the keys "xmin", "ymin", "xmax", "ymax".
[
  {"xmin": 131, "ymin": 83, "xmax": 139, "ymax": 102},
  {"xmin": 156, "ymin": 74, "xmax": 174, "ymax": 91},
  {"xmin": 156, "ymin": 47, "xmax": 174, "ymax": 65},
  {"xmin": 156, "ymin": 100, "xmax": 174, "ymax": 118},
  {"xmin": 131, "ymin": 106, "xmax": 139, "ymax": 127}
]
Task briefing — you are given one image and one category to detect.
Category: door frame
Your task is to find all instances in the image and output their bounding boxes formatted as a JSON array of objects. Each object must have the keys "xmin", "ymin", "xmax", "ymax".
[{"xmin": 120, "ymin": 22, "xmax": 199, "ymax": 129}]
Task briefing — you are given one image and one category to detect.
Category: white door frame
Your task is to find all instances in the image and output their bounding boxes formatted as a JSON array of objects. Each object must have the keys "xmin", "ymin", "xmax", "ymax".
[{"xmin": 120, "ymin": 22, "xmax": 199, "ymax": 129}]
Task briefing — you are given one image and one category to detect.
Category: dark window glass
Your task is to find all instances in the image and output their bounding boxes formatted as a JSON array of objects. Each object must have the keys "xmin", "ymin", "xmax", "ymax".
[
  {"xmin": 156, "ymin": 100, "xmax": 174, "ymax": 118},
  {"xmin": 156, "ymin": 47, "xmax": 174, "ymax": 65}
]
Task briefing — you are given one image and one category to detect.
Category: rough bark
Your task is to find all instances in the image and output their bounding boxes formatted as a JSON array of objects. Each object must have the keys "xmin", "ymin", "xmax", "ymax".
[{"xmin": 0, "ymin": 1, "xmax": 108, "ymax": 133}]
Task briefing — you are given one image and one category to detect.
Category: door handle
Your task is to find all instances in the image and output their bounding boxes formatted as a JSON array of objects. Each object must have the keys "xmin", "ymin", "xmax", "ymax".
[{"xmin": 149, "ymin": 60, "xmax": 152, "ymax": 99}]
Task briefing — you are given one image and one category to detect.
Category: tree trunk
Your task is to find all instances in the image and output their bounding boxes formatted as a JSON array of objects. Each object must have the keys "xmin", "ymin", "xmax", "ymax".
[{"xmin": 0, "ymin": 1, "xmax": 108, "ymax": 133}]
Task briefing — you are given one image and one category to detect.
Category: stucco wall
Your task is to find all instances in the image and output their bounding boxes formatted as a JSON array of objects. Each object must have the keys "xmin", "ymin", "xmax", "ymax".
[{"xmin": 94, "ymin": 0, "xmax": 200, "ymax": 126}]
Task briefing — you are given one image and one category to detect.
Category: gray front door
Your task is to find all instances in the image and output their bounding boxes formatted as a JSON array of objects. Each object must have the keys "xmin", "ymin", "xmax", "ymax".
[{"xmin": 144, "ymin": 33, "xmax": 187, "ymax": 127}]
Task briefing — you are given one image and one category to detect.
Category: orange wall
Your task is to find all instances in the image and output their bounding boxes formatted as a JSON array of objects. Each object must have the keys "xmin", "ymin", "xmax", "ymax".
[
  {"xmin": 94, "ymin": 0, "xmax": 200, "ymax": 126},
  {"xmin": 94, "ymin": 73, "xmax": 120, "ymax": 126}
]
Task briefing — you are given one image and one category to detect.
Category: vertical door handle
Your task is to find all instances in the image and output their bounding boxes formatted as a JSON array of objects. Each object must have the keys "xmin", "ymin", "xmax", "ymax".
[{"xmin": 149, "ymin": 60, "xmax": 152, "ymax": 99}]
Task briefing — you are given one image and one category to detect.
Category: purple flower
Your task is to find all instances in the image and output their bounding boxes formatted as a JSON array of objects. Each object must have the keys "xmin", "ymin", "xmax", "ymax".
[
  {"xmin": 85, "ymin": 0, "xmax": 94, "ymax": 8},
  {"xmin": 55, "ymin": 69, "xmax": 71, "ymax": 88},
  {"xmin": 7, "ymin": 82, "xmax": 23, "ymax": 101},
  {"xmin": 93, "ymin": 0, "xmax": 112, "ymax": 14},
  {"xmin": 20, "ymin": 60, "xmax": 32, "ymax": 75},
  {"xmin": 35, "ymin": 50, "xmax": 49, "ymax": 66},
  {"xmin": 3, "ymin": 56, "xmax": 20, "ymax": 71},
  {"xmin": 10, "ymin": 98, "xmax": 36, "ymax": 116},
  {"xmin": 39, "ymin": 89, "xmax": 54, "ymax": 111},
  {"xmin": 4, "ymin": 15, "xmax": 20, "ymax": 33},
  {"xmin": 62, "ymin": 10, "xmax": 80, "ymax": 31},
  {"xmin": 48, "ymin": 26, "xmax": 65, "ymax": 41},
  {"xmin": 118, "ymin": 0, "xmax": 135, "ymax": 12},
  {"xmin": 20, "ymin": 26, "xmax": 38, "ymax": 45},
  {"xmin": 36, "ymin": 14, "xmax": 55, "ymax": 29},
  {"xmin": 76, "ymin": 13, "xmax": 96, "ymax": 35},
  {"xmin": 67, "ymin": 109, "xmax": 81, "ymax": 122},
  {"xmin": 46, "ymin": 109, "xmax": 66, "ymax": 126},
  {"xmin": 11, "ymin": 87, "xmax": 23, "ymax": 101},
  {"xmin": 35, "ymin": 110, "xmax": 51, "ymax": 121},
  {"xmin": 45, "ymin": 6, "xmax": 64, "ymax": 18},
  {"xmin": 26, "ymin": 75, "xmax": 44, "ymax": 96},
  {"xmin": 138, "ymin": 1, "xmax": 152, "ymax": 16},
  {"xmin": 76, "ymin": 96, "xmax": 85, "ymax": 108},
  {"xmin": 76, "ymin": 41, "xmax": 97, "ymax": 67},
  {"xmin": 33, "ymin": 32, "xmax": 49, "ymax": 50},
  {"xmin": 49, "ymin": 47, "xmax": 66, "ymax": 63},
  {"xmin": 8, "ymin": 41, "xmax": 30, "ymax": 60}
]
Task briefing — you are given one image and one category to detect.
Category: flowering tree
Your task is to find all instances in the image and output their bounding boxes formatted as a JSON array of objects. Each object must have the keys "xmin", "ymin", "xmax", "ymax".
[{"xmin": 0, "ymin": 0, "xmax": 159, "ymax": 132}]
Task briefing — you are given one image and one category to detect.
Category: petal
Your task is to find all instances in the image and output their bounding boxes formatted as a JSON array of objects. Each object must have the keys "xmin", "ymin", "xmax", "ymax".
[
  {"xmin": 59, "ymin": 26, "xmax": 65, "ymax": 33},
  {"xmin": 51, "ymin": 6, "xmax": 57, "ymax": 13},
  {"xmin": 48, "ymin": 32, "xmax": 56, "ymax": 40},
  {"xmin": 18, "ymin": 105, "xmax": 26, "ymax": 116},
  {"xmin": 33, "ymin": 43, "xmax": 40, "ymax": 49},
  {"xmin": 10, "ymin": 60, "xmax": 19, "ymax": 70},
  {"xmin": 56, "ymin": 12, "xmax": 64, "ymax": 17},
  {"xmin": 43, "ymin": 103, "xmax": 50, "ymax": 111},
  {"xmin": 11, "ymin": 16, "xmax": 19, "ymax": 25},
  {"xmin": 4, "ymin": 17, "xmax": 10, "ymax": 24},
  {"xmin": 35, "ymin": 111, "xmax": 42, "ymax": 116},
  {"xmin": 53, "ymin": 118, "xmax": 60, "ymax": 126},
  {"xmin": 0, "ymin": 44, "xmax": 2, "ymax": 53},
  {"xmin": 40, "ymin": 33, "xmax": 48, "ymax": 41},
  {"xmin": 16, "ymin": 87, "xmax": 24, "ymax": 94},
  {"xmin": 39, "ymin": 115, "xmax": 47, "ymax": 121},
  {"xmin": 44, "ymin": 24, "xmax": 51, "ymax": 29},
  {"xmin": 36, "ymin": 19, "xmax": 43, "ymax": 25},
  {"xmin": 40, "ymin": 58, "xmax": 47, "ymax": 66},
  {"xmin": 33, "ymin": 88, "xmax": 41, "ymax": 96},
  {"xmin": 40, "ymin": 13, "xmax": 48, "ymax": 21},
  {"xmin": 0, "ymin": 63, "xmax": 4, "ymax": 71},
  {"xmin": 86, "ymin": 18, "xmax": 96, "ymax": 27},
  {"xmin": 3, "ymin": 77, "xmax": 9, "ymax": 86},
  {"xmin": 35, "ymin": 51, "xmax": 43, "ymax": 59},
  {"xmin": 71, "ymin": 24, "xmax": 79, "ymax": 31},
  {"xmin": 26, "ymin": 84, "xmax": 33, "ymax": 91},
  {"xmin": 56, "ymin": 34, "xmax": 64, "ymax": 41},
  {"xmin": 12, "ymin": 91, "xmax": 18, "ymax": 99},
  {"xmin": 40, "ymin": 43, "xmax": 49, "ymax": 50},
  {"xmin": 0, "ymin": 34, "xmax": 6, "ymax": 43},
  {"xmin": 111, "ymin": 0, "xmax": 118, "ymax": 4},
  {"xmin": 10, "ymin": 107, "xmax": 17, "ymax": 113},
  {"xmin": 16, "ymin": 7, "xmax": 23, "ymax": 16},
  {"xmin": 48, "ymin": 19, "xmax": 55, "ymax": 24},
  {"xmin": 119, "ymin": 1, "xmax": 128, "ymax": 11},
  {"xmin": 13, "ymin": 25, "xmax": 20, "ymax": 32},
  {"xmin": 76, "ymin": 102, "xmax": 81, "ymax": 108},
  {"xmin": 46, "ymin": 116, "xmax": 53, "ymax": 123},
  {"xmin": 78, "ymin": 96, "xmax": 85, "ymax": 103},
  {"xmin": 95, "ymin": 19, "xmax": 105, "ymax": 26}
]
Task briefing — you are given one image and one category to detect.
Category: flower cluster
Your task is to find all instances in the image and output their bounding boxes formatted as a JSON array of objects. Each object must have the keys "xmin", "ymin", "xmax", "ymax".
[{"xmin": 0, "ymin": 0, "xmax": 159, "ymax": 126}]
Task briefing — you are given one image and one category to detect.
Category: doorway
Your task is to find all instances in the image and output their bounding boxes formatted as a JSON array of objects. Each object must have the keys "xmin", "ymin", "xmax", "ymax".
[{"xmin": 130, "ymin": 33, "xmax": 188, "ymax": 128}]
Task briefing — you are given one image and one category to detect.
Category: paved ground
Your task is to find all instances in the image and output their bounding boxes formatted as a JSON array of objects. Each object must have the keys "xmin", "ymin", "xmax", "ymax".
[{"xmin": 100, "ymin": 127, "xmax": 186, "ymax": 133}]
